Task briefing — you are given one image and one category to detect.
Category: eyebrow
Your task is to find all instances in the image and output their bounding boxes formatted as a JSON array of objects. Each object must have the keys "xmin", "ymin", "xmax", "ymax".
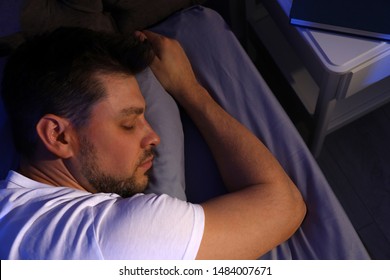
[{"xmin": 119, "ymin": 107, "xmax": 145, "ymax": 117}]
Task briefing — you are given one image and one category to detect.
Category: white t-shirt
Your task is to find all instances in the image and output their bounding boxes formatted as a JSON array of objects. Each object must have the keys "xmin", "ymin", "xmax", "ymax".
[{"xmin": 0, "ymin": 171, "xmax": 205, "ymax": 259}]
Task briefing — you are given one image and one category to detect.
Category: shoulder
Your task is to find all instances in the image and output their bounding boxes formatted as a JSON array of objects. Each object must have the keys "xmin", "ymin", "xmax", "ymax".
[
  {"xmin": 94, "ymin": 194, "xmax": 205, "ymax": 259},
  {"xmin": 94, "ymin": 193, "xmax": 205, "ymax": 236}
]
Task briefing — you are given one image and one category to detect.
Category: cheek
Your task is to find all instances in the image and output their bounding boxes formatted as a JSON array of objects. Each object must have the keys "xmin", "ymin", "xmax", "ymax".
[
  {"xmin": 101, "ymin": 139, "xmax": 140, "ymax": 171},
  {"xmin": 86, "ymin": 128, "xmax": 141, "ymax": 174}
]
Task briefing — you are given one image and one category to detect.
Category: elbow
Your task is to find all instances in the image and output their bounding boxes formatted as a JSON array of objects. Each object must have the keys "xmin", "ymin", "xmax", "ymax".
[
  {"xmin": 295, "ymin": 193, "xmax": 307, "ymax": 228},
  {"xmin": 287, "ymin": 183, "xmax": 307, "ymax": 235},
  {"xmin": 272, "ymin": 177, "xmax": 307, "ymax": 240}
]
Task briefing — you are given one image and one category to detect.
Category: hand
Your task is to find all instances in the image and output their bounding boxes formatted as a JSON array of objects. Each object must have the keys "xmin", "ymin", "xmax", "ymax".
[{"xmin": 141, "ymin": 30, "xmax": 199, "ymax": 99}]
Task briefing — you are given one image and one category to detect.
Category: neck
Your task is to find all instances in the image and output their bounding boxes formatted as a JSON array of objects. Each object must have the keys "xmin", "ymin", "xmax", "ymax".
[{"xmin": 18, "ymin": 155, "xmax": 93, "ymax": 193}]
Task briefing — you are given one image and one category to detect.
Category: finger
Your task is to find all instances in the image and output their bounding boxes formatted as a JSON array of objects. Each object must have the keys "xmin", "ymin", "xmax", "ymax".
[
  {"xmin": 142, "ymin": 30, "xmax": 162, "ymax": 39},
  {"xmin": 142, "ymin": 30, "xmax": 166, "ymax": 59},
  {"xmin": 142, "ymin": 30, "xmax": 161, "ymax": 45},
  {"xmin": 133, "ymin": 30, "xmax": 147, "ymax": 42}
]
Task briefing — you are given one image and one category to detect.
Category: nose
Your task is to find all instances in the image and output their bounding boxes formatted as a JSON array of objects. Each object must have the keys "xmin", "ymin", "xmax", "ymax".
[{"xmin": 141, "ymin": 120, "xmax": 161, "ymax": 149}]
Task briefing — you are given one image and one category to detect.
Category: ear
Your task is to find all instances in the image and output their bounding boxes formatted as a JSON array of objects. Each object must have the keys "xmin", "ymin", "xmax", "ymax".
[{"xmin": 36, "ymin": 114, "xmax": 76, "ymax": 159}]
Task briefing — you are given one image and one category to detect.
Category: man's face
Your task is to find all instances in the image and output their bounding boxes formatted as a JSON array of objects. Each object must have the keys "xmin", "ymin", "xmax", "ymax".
[{"xmin": 73, "ymin": 73, "xmax": 160, "ymax": 197}]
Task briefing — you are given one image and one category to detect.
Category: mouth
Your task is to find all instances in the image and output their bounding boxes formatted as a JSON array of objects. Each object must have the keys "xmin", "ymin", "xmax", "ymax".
[{"xmin": 139, "ymin": 155, "xmax": 154, "ymax": 170}]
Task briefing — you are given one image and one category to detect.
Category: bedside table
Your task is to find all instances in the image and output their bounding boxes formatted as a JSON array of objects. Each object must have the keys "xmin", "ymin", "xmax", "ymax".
[{"xmin": 246, "ymin": 0, "xmax": 390, "ymax": 156}]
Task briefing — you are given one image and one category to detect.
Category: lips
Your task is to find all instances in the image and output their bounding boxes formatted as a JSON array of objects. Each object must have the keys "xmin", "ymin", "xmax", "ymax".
[
  {"xmin": 139, "ymin": 156, "xmax": 154, "ymax": 170},
  {"xmin": 138, "ymin": 149, "xmax": 155, "ymax": 171}
]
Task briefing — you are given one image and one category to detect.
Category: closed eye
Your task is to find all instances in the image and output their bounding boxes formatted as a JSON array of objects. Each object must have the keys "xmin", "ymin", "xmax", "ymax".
[{"xmin": 122, "ymin": 125, "xmax": 135, "ymax": 131}]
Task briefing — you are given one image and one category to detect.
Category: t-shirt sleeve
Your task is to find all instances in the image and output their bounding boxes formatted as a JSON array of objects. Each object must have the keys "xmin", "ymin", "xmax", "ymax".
[{"xmin": 92, "ymin": 193, "xmax": 205, "ymax": 259}]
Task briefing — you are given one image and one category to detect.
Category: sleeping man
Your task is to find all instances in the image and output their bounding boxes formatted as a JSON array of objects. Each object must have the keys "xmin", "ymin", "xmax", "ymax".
[{"xmin": 0, "ymin": 27, "xmax": 306, "ymax": 259}]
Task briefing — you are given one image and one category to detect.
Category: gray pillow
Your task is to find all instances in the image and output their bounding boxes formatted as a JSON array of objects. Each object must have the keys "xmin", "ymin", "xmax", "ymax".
[{"xmin": 136, "ymin": 68, "xmax": 187, "ymax": 201}]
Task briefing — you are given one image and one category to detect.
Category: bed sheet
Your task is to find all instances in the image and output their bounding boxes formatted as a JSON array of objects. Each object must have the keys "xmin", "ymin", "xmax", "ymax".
[{"xmin": 151, "ymin": 6, "xmax": 370, "ymax": 259}]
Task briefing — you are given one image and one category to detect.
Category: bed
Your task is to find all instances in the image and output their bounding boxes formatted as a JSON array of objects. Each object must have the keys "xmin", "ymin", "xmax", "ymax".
[{"xmin": 0, "ymin": 0, "xmax": 370, "ymax": 259}]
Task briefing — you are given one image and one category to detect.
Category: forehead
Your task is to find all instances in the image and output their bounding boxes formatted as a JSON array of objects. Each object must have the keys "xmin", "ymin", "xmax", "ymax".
[{"xmin": 93, "ymin": 73, "xmax": 145, "ymax": 117}]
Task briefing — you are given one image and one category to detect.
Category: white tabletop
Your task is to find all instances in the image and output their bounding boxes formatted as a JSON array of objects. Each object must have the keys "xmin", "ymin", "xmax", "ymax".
[{"xmin": 277, "ymin": 0, "xmax": 390, "ymax": 73}]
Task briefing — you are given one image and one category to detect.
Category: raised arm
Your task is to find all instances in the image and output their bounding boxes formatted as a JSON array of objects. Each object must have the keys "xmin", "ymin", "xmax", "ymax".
[{"xmin": 143, "ymin": 30, "xmax": 306, "ymax": 259}]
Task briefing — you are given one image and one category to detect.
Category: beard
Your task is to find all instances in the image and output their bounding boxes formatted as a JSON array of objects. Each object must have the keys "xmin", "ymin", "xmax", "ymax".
[{"xmin": 78, "ymin": 136, "xmax": 154, "ymax": 198}]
